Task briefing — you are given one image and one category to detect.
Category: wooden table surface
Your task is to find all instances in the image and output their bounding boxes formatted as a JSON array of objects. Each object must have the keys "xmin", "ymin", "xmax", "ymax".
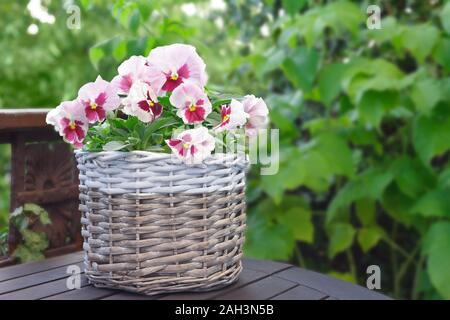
[{"xmin": 0, "ymin": 252, "xmax": 389, "ymax": 300}]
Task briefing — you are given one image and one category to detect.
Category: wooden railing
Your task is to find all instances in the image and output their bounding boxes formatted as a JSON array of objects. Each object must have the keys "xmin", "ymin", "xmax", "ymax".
[{"xmin": 0, "ymin": 109, "xmax": 82, "ymax": 267}]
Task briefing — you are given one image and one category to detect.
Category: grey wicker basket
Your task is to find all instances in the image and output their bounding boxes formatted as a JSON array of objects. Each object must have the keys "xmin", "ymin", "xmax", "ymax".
[{"xmin": 75, "ymin": 150, "xmax": 248, "ymax": 295}]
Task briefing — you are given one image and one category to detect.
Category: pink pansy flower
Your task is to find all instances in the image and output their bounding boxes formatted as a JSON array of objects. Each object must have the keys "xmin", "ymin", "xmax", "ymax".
[
  {"xmin": 166, "ymin": 126, "xmax": 215, "ymax": 164},
  {"xmin": 111, "ymin": 55, "xmax": 165, "ymax": 95},
  {"xmin": 77, "ymin": 75, "xmax": 121, "ymax": 123},
  {"xmin": 216, "ymin": 99, "xmax": 249, "ymax": 132},
  {"xmin": 122, "ymin": 81, "xmax": 163, "ymax": 123},
  {"xmin": 242, "ymin": 95, "xmax": 269, "ymax": 136},
  {"xmin": 46, "ymin": 100, "xmax": 88, "ymax": 148},
  {"xmin": 169, "ymin": 83, "xmax": 212, "ymax": 124},
  {"xmin": 147, "ymin": 44, "xmax": 208, "ymax": 92}
]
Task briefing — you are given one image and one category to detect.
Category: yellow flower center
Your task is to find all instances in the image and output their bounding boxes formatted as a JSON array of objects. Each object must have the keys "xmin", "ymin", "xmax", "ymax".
[
  {"xmin": 189, "ymin": 104, "xmax": 197, "ymax": 112},
  {"xmin": 148, "ymin": 100, "xmax": 155, "ymax": 107},
  {"xmin": 90, "ymin": 102, "xmax": 97, "ymax": 110},
  {"xmin": 222, "ymin": 115, "xmax": 229, "ymax": 122},
  {"xmin": 170, "ymin": 74, "xmax": 179, "ymax": 81},
  {"xmin": 182, "ymin": 143, "xmax": 190, "ymax": 149},
  {"xmin": 69, "ymin": 121, "xmax": 76, "ymax": 130}
]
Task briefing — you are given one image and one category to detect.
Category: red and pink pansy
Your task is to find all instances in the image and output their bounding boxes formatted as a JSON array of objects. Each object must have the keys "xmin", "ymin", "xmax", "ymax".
[
  {"xmin": 122, "ymin": 81, "xmax": 163, "ymax": 123},
  {"xmin": 46, "ymin": 100, "xmax": 88, "ymax": 148},
  {"xmin": 216, "ymin": 99, "xmax": 249, "ymax": 132},
  {"xmin": 169, "ymin": 82, "xmax": 212, "ymax": 124},
  {"xmin": 77, "ymin": 76, "xmax": 121, "ymax": 123},
  {"xmin": 242, "ymin": 95, "xmax": 269, "ymax": 136},
  {"xmin": 111, "ymin": 55, "xmax": 165, "ymax": 95},
  {"xmin": 147, "ymin": 44, "xmax": 208, "ymax": 92},
  {"xmin": 166, "ymin": 126, "xmax": 215, "ymax": 164}
]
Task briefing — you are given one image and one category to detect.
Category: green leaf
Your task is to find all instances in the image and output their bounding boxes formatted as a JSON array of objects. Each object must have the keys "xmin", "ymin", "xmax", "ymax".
[
  {"xmin": 261, "ymin": 49, "xmax": 285, "ymax": 75},
  {"xmin": 38, "ymin": 211, "xmax": 51, "ymax": 225},
  {"xmin": 412, "ymin": 187, "xmax": 450, "ymax": 218},
  {"xmin": 357, "ymin": 227, "xmax": 383, "ymax": 252},
  {"xmin": 393, "ymin": 24, "xmax": 440, "ymax": 63},
  {"xmin": 318, "ymin": 63, "xmax": 347, "ymax": 107},
  {"xmin": 423, "ymin": 221, "xmax": 450, "ymax": 299},
  {"xmin": 328, "ymin": 271, "xmax": 356, "ymax": 283},
  {"xmin": 281, "ymin": 47, "xmax": 319, "ymax": 92},
  {"xmin": 355, "ymin": 198, "xmax": 376, "ymax": 226},
  {"xmin": 21, "ymin": 229, "xmax": 48, "ymax": 252},
  {"xmin": 23, "ymin": 204, "xmax": 50, "ymax": 225},
  {"xmin": 23, "ymin": 203, "xmax": 45, "ymax": 215},
  {"xmin": 296, "ymin": 1, "xmax": 364, "ymax": 46},
  {"xmin": 151, "ymin": 133, "xmax": 163, "ymax": 145},
  {"xmin": 413, "ymin": 104, "xmax": 450, "ymax": 163},
  {"xmin": 281, "ymin": 0, "xmax": 305, "ymax": 16},
  {"xmin": 433, "ymin": 38, "xmax": 450, "ymax": 73},
  {"xmin": 358, "ymin": 90, "xmax": 398, "ymax": 128},
  {"xmin": 411, "ymin": 78, "xmax": 442, "ymax": 114},
  {"xmin": 368, "ymin": 17, "xmax": 398, "ymax": 43},
  {"xmin": 244, "ymin": 222, "xmax": 295, "ymax": 260},
  {"xmin": 381, "ymin": 184, "xmax": 416, "ymax": 227},
  {"xmin": 278, "ymin": 207, "xmax": 313, "ymax": 243},
  {"xmin": 113, "ymin": 41, "xmax": 127, "ymax": 61},
  {"xmin": 12, "ymin": 245, "xmax": 45, "ymax": 263},
  {"xmin": 103, "ymin": 141, "xmax": 128, "ymax": 151},
  {"xmin": 328, "ymin": 223, "xmax": 355, "ymax": 258},
  {"xmin": 313, "ymin": 133, "xmax": 354, "ymax": 177},
  {"xmin": 244, "ymin": 199, "xmax": 296, "ymax": 260},
  {"xmin": 88, "ymin": 46, "xmax": 105, "ymax": 70},
  {"xmin": 391, "ymin": 156, "xmax": 436, "ymax": 198},
  {"xmin": 327, "ymin": 167, "xmax": 393, "ymax": 223},
  {"xmin": 343, "ymin": 59, "xmax": 407, "ymax": 104},
  {"xmin": 128, "ymin": 10, "xmax": 140, "ymax": 33},
  {"xmin": 440, "ymin": 2, "xmax": 450, "ymax": 35}
]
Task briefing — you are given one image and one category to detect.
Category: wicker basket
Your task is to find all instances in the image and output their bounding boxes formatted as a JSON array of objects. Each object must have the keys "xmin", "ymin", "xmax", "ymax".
[{"xmin": 75, "ymin": 150, "xmax": 249, "ymax": 295}]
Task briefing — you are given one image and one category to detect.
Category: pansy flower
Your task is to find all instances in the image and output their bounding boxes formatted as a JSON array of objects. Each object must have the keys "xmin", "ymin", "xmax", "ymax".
[
  {"xmin": 77, "ymin": 76, "xmax": 121, "ymax": 123},
  {"xmin": 242, "ymin": 95, "xmax": 269, "ymax": 136},
  {"xmin": 147, "ymin": 44, "xmax": 207, "ymax": 92},
  {"xmin": 111, "ymin": 55, "xmax": 165, "ymax": 95},
  {"xmin": 215, "ymin": 99, "xmax": 249, "ymax": 132},
  {"xmin": 169, "ymin": 83, "xmax": 212, "ymax": 124},
  {"xmin": 46, "ymin": 100, "xmax": 88, "ymax": 148},
  {"xmin": 166, "ymin": 126, "xmax": 215, "ymax": 164},
  {"xmin": 122, "ymin": 81, "xmax": 163, "ymax": 123}
]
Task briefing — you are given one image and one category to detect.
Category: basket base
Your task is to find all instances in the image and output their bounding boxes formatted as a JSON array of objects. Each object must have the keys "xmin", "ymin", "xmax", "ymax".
[{"xmin": 86, "ymin": 264, "xmax": 242, "ymax": 296}]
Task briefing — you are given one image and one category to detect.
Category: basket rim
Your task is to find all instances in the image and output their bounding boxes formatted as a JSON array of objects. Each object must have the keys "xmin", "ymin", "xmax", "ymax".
[{"xmin": 74, "ymin": 150, "xmax": 249, "ymax": 167}]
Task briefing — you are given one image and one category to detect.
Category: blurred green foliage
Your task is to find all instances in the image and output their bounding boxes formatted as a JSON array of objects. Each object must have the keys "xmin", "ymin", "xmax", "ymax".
[
  {"xmin": 1, "ymin": 0, "xmax": 450, "ymax": 299},
  {"xmin": 10, "ymin": 203, "xmax": 51, "ymax": 263}
]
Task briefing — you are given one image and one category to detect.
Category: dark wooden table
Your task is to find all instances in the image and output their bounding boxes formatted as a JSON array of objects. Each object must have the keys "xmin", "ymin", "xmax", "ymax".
[{"xmin": 0, "ymin": 252, "xmax": 389, "ymax": 300}]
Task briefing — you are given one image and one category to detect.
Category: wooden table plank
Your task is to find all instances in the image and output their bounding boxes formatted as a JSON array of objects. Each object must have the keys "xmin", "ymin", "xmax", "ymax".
[
  {"xmin": 104, "ymin": 268, "xmax": 268, "ymax": 300},
  {"xmin": 270, "ymin": 285, "xmax": 328, "ymax": 300},
  {"xmin": 105, "ymin": 260, "xmax": 292, "ymax": 300},
  {"xmin": 0, "ymin": 276, "xmax": 89, "ymax": 300},
  {"xmin": 157, "ymin": 268, "xmax": 268, "ymax": 300},
  {"xmin": 274, "ymin": 267, "xmax": 390, "ymax": 300},
  {"xmin": 0, "ymin": 262, "xmax": 83, "ymax": 295},
  {"xmin": 214, "ymin": 276, "xmax": 298, "ymax": 300},
  {"xmin": 0, "ymin": 252, "xmax": 83, "ymax": 282},
  {"xmin": 0, "ymin": 252, "xmax": 391, "ymax": 300},
  {"xmin": 242, "ymin": 258, "xmax": 292, "ymax": 274},
  {"xmin": 43, "ymin": 285, "xmax": 115, "ymax": 300}
]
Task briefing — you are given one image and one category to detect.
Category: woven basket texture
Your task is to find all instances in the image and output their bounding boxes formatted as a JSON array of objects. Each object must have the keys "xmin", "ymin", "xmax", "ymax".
[{"xmin": 75, "ymin": 151, "xmax": 248, "ymax": 295}]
